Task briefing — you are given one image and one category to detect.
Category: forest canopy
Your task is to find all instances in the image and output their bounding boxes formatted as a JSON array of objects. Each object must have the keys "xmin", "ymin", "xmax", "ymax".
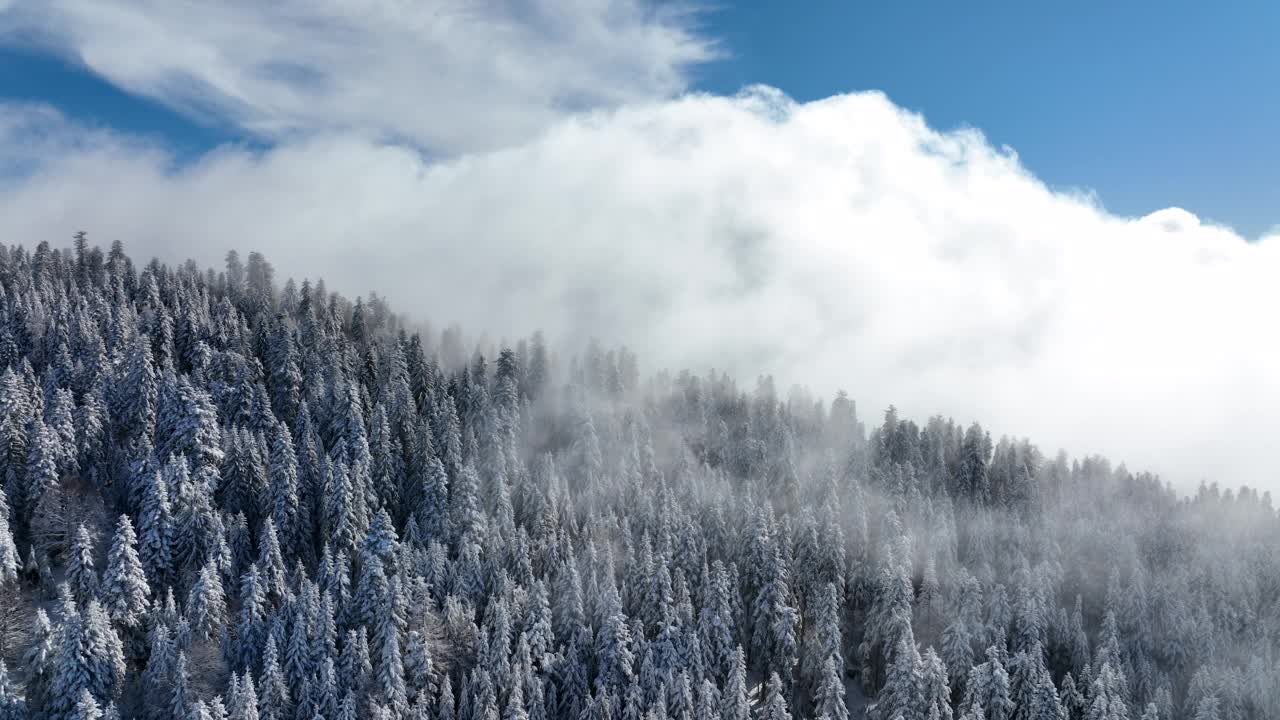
[{"xmin": 0, "ymin": 237, "xmax": 1275, "ymax": 720}]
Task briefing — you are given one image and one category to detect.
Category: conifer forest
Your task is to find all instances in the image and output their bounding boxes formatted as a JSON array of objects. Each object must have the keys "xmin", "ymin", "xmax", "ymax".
[{"xmin": 0, "ymin": 237, "xmax": 1275, "ymax": 720}]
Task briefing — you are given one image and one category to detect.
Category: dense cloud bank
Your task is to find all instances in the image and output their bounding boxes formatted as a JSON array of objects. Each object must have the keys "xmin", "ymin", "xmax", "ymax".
[{"xmin": 1, "ymin": 89, "xmax": 1277, "ymax": 489}]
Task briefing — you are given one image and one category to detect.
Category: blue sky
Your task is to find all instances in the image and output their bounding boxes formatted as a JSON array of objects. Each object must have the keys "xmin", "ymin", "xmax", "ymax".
[
  {"xmin": 2, "ymin": 2, "xmax": 1277, "ymax": 236},
  {"xmin": 0, "ymin": 45, "xmax": 244, "ymax": 161},
  {"xmin": 694, "ymin": 2, "xmax": 1279, "ymax": 238}
]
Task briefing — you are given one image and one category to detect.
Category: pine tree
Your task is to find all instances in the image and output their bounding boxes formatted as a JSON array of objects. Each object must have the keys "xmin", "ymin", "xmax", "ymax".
[
  {"xmin": 258, "ymin": 636, "xmax": 292, "ymax": 720},
  {"xmin": 1085, "ymin": 662, "xmax": 1128, "ymax": 720},
  {"xmin": 138, "ymin": 468, "xmax": 174, "ymax": 589},
  {"xmin": 815, "ymin": 656, "xmax": 849, "ymax": 720},
  {"xmin": 1032, "ymin": 669, "xmax": 1064, "ymax": 720},
  {"xmin": 749, "ymin": 542, "xmax": 798, "ymax": 690},
  {"xmin": 1008, "ymin": 651, "xmax": 1039, "ymax": 720},
  {"xmin": 166, "ymin": 453, "xmax": 215, "ymax": 580},
  {"xmin": 257, "ymin": 519, "xmax": 288, "ymax": 601},
  {"xmin": 65, "ymin": 525, "xmax": 99, "ymax": 602},
  {"xmin": 170, "ymin": 651, "xmax": 194, "ymax": 720},
  {"xmin": 965, "ymin": 647, "xmax": 1014, "ymax": 720},
  {"xmin": 418, "ymin": 455, "xmax": 450, "ymax": 542},
  {"xmin": 942, "ymin": 615, "xmax": 974, "ymax": 687},
  {"xmin": 405, "ymin": 629, "xmax": 438, "ymax": 705},
  {"xmin": 335, "ymin": 692, "xmax": 358, "ymax": 720},
  {"xmin": 801, "ymin": 581, "xmax": 844, "ymax": 704},
  {"xmin": 504, "ymin": 672, "xmax": 530, "ymax": 720},
  {"xmin": 50, "ymin": 591, "xmax": 92, "ymax": 720},
  {"xmin": 157, "ymin": 372, "xmax": 223, "ymax": 471},
  {"xmin": 375, "ymin": 612, "xmax": 409, "ymax": 713},
  {"xmin": 439, "ymin": 674, "xmax": 457, "ymax": 720},
  {"xmin": 0, "ymin": 368, "xmax": 33, "ymax": 525},
  {"xmin": 265, "ymin": 319, "xmax": 302, "ymax": 424},
  {"xmin": 721, "ymin": 647, "xmax": 750, "ymax": 720},
  {"xmin": 0, "ymin": 660, "xmax": 28, "ymax": 720},
  {"xmin": 0, "ymin": 487, "xmax": 18, "ymax": 588},
  {"xmin": 450, "ymin": 461, "xmax": 486, "ymax": 546},
  {"xmin": 324, "ymin": 461, "xmax": 358, "ymax": 559},
  {"xmin": 957, "ymin": 424, "xmax": 990, "ymax": 503},
  {"xmin": 877, "ymin": 635, "xmax": 923, "ymax": 720},
  {"xmin": 26, "ymin": 418, "xmax": 63, "ymax": 556},
  {"xmin": 82, "ymin": 599, "xmax": 126, "ymax": 705},
  {"xmin": 267, "ymin": 421, "xmax": 300, "ymax": 560},
  {"xmin": 594, "ymin": 583, "xmax": 635, "ymax": 694},
  {"xmin": 312, "ymin": 658, "xmax": 339, "ymax": 720},
  {"xmin": 1059, "ymin": 674, "xmax": 1085, "ymax": 720},
  {"xmin": 697, "ymin": 561, "xmax": 735, "ymax": 685},
  {"xmin": 189, "ymin": 699, "xmax": 215, "ymax": 720},
  {"xmin": 141, "ymin": 628, "xmax": 175, "ymax": 720},
  {"xmin": 451, "ymin": 539, "xmax": 486, "ymax": 605},
  {"xmin": 522, "ymin": 580, "xmax": 555, "ymax": 671},
  {"xmin": 76, "ymin": 379, "xmax": 108, "ymax": 487},
  {"xmin": 760, "ymin": 673, "xmax": 791, "ymax": 720},
  {"xmin": 233, "ymin": 563, "xmax": 268, "ymax": 672},
  {"xmin": 101, "ymin": 515, "xmax": 151, "ymax": 633},
  {"xmin": 72, "ymin": 689, "xmax": 102, "ymax": 720},
  {"xmin": 23, "ymin": 609, "xmax": 57, "ymax": 714},
  {"xmin": 186, "ymin": 560, "xmax": 228, "ymax": 643},
  {"xmin": 557, "ymin": 627, "xmax": 591, "ymax": 720},
  {"xmin": 920, "ymin": 647, "xmax": 953, "ymax": 720},
  {"xmin": 228, "ymin": 672, "xmax": 261, "ymax": 720},
  {"xmin": 113, "ymin": 336, "xmax": 158, "ymax": 444}
]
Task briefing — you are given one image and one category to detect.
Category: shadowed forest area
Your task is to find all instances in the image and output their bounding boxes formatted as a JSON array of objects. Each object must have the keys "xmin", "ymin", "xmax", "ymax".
[{"xmin": 0, "ymin": 238, "xmax": 1275, "ymax": 720}]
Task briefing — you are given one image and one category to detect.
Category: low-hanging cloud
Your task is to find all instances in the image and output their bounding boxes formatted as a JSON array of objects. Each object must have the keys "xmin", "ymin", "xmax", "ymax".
[{"xmin": 1, "ymin": 86, "xmax": 1278, "ymax": 492}]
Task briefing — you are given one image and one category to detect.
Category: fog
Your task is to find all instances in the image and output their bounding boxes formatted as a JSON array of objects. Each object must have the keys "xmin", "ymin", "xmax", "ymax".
[{"xmin": 1, "ymin": 2, "xmax": 1278, "ymax": 492}]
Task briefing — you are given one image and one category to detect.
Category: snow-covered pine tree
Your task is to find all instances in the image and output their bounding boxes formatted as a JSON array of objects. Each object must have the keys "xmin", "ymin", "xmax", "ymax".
[
  {"xmin": 920, "ymin": 647, "xmax": 953, "ymax": 720},
  {"xmin": 0, "ymin": 660, "xmax": 28, "ymax": 720},
  {"xmin": 760, "ymin": 673, "xmax": 792, "ymax": 720},
  {"xmin": 814, "ymin": 655, "xmax": 850, "ymax": 720},
  {"xmin": 72, "ymin": 689, "xmax": 102, "ymax": 720},
  {"xmin": 100, "ymin": 514, "xmax": 151, "ymax": 633},
  {"xmin": 0, "ymin": 486, "xmax": 17, "ymax": 587},
  {"xmin": 186, "ymin": 560, "xmax": 228, "ymax": 644},
  {"xmin": 64, "ymin": 525, "xmax": 97, "ymax": 602},
  {"xmin": 721, "ymin": 646, "xmax": 750, "ymax": 720}
]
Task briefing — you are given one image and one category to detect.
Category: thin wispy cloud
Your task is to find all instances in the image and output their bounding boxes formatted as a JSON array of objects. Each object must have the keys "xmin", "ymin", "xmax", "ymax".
[{"xmin": 0, "ymin": 0, "xmax": 718, "ymax": 153}]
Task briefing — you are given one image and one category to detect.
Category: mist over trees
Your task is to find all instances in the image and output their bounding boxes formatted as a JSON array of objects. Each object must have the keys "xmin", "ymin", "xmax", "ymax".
[{"xmin": 0, "ymin": 237, "xmax": 1275, "ymax": 720}]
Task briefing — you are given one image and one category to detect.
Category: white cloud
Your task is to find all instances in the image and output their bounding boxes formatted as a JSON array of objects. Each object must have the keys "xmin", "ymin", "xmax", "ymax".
[
  {"xmin": 0, "ymin": 0, "xmax": 718, "ymax": 153},
  {"xmin": 1, "ymin": 90, "xmax": 1277, "ymax": 492}
]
